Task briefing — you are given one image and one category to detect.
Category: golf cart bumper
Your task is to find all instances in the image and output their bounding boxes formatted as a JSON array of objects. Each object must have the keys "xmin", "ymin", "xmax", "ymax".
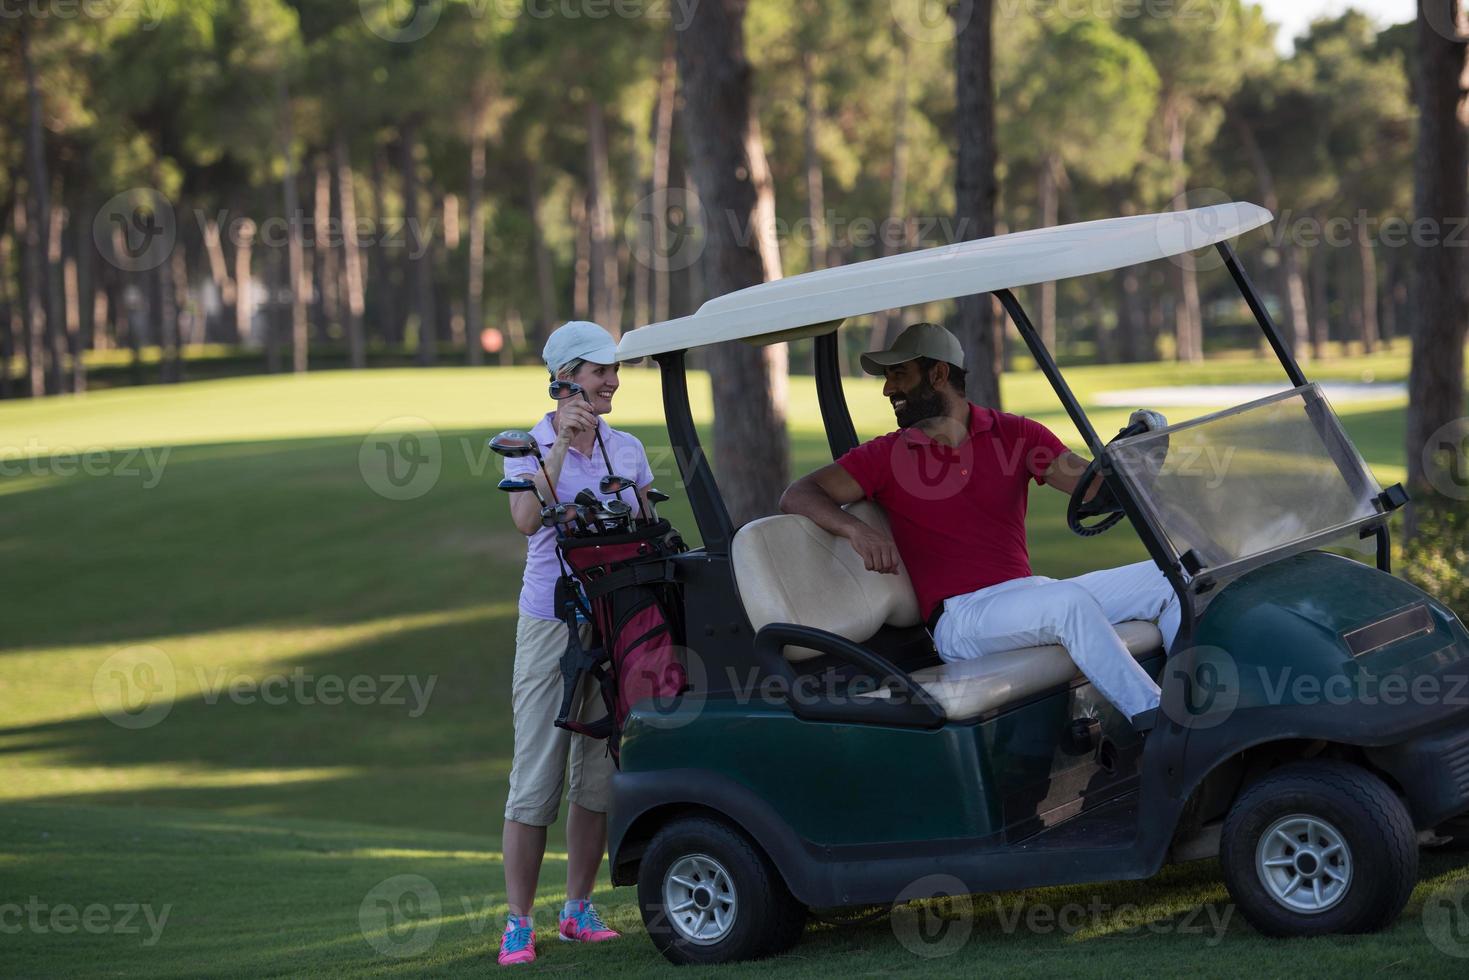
[
  {"xmin": 1364, "ymin": 720, "xmax": 1469, "ymax": 828},
  {"xmin": 1181, "ymin": 553, "xmax": 1469, "ymax": 828}
]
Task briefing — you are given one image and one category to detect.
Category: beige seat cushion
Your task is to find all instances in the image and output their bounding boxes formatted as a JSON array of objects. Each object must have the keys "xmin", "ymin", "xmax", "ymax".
[
  {"xmin": 907, "ymin": 620, "xmax": 1164, "ymax": 722},
  {"xmin": 732, "ymin": 500, "xmax": 920, "ymax": 662},
  {"xmin": 732, "ymin": 499, "xmax": 1166, "ymax": 721}
]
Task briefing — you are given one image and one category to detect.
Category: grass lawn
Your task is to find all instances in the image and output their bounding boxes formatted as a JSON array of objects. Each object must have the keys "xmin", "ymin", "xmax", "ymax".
[{"xmin": 2, "ymin": 346, "xmax": 1466, "ymax": 976}]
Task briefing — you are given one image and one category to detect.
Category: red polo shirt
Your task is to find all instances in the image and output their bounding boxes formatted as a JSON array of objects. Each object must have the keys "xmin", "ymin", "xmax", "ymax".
[{"xmin": 837, "ymin": 404, "xmax": 1069, "ymax": 621}]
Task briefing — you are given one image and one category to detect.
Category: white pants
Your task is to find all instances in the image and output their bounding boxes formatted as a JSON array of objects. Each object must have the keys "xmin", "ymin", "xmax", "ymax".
[{"xmin": 932, "ymin": 561, "xmax": 1181, "ymax": 720}]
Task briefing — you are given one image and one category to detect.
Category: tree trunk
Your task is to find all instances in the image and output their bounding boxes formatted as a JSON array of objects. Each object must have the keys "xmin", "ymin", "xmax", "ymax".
[
  {"xmin": 74, "ymin": 196, "xmax": 92, "ymax": 382},
  {"xmin": 953, "ymin": 0, "xmax": 1002, "ymax": 407},
  {"xmin": 1405, "ymin": 0, "xmax": 1469, "ymax": 515},
  {"xmin": 587, "ymin": 101, "xmax": 621, "ymax": 337},
  {"xmin": 651, "ymin": 36, "xmax": 676, "ymax": 326},
  {"xmin": 265, "ymin": 245, "xmax": 284, "ymax": 373},
  {"xmin": 0, "ymin": 223, "xmax": 13, "ymax": 399},
  {"xmin": 802, "ymin": 51, "xmax": 827, "ymax": 276},
  {"xmin": 334, "ymin": 134, "xmax": 366, "ymax": 368},
  {"xmin": 1282, "ymin": 246, "xmax": 1309, "ymax": 360},
  {"xmin": 1308, "ymin": 245, "xmax": 1330, "ymax": 360},
  {"xmin": 465, "ymin": 128, "xmax": 487, "ymax": 366},
  {"xmin": 438, "ymin": 192, "xmax": 462, "ymax": 352},
  {"xmin": 871, "ymin": 32, "xmax": 913, "ymax": 357},
  {"xmin": 675, "ymin": 0, "xmax": 790, "ymax": 526},
  {"xmin": 63, "ymin": 233, "xmax": 82, "ymax": 392},
  {"xmin": 171, "ymin": 241, "xmax": 193, "ymax": 362},
  {"xmin": 277, "ymin": 76, "xmax": 308, "ymax": 373},
  {"xmin": 1167, "ymin": 103, "xmax": 1203, "ymax": 362},
  {"xmin": 399, "ymin": 119, "xmax": 435, "ymax": 365},
  {"xmin": 572, "ymin": 191, "xmax": 591, "ymax": 320},
  {"xmin": 101, "ymin": 220, "xmax": 143, "ymax": 384},
  {"xmin": 369, "ymin": 145, "xmax": 399, "ymax": 344},
  {"xmin": 152, "ymin": 229, "xmax": 178, "ymax": 383},
  {"xmin": 528, "ymin": 160, "xmax": 558, "ymax": 343},
  {"xmin": 1232, "ymin": 112, "xmax": 1302, "ymax": 358},
  {"xmin": 201, "ymin": 214, "xmax": 236, "ymax": 342},
  {"xmin": 1037, "ymin": 154, "xmax": 1060, "ymax": 352},
  {"xmin": 313, "ymin": 152, "xmax": 339, "ymax": 341},
  {"xmin": 233, "ymin": 219, "xmax": 255, "ymax": 347},
  {"xmin": 1357, "ymin": 222, "xmax": 1379, "ymax": 354},
  {"xmin": 628, "ymin": 109, "xmax": 651, "ymax": 335},
  {"xmin": 21, "ymin": 26, "xmax": 49, "ymax": 397},
  {"xmin": 1115, "ymin": 264, "xmax": 1146, "ymax": 363},
  {"xmin": 46, "ymin": 202, "xmax": 67, "ymax": 392}
]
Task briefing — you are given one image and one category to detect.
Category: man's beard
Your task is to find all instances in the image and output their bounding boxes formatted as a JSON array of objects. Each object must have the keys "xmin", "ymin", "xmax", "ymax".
[{"xmin": 893, "ymin": 375, "xmax": 946, "ymax": 429}]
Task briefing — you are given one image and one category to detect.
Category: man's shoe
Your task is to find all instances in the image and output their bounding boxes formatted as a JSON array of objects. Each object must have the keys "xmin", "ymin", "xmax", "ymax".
[
  {"xmin": 498, "ymin": 915, "xmax": 536, "ymax": 966},
  {"xmin": 559, "ymin": 900, "xmax": 620, "ymax": 943}
]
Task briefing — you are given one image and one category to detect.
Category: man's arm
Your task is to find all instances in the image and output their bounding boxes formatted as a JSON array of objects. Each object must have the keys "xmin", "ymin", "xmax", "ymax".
[
  {"xmin": 779, "ymin": 464, "xmax": 901, "ymax": 574},
  {"xmin": 1043, "ymin": 451, "xmax": 1104, "ymax": 499}
]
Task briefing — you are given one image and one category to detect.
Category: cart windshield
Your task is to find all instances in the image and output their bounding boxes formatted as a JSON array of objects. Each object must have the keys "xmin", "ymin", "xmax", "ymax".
[{"xmin": 1107, "ymin": 385, "xmax": 1383, "ymax": 581}]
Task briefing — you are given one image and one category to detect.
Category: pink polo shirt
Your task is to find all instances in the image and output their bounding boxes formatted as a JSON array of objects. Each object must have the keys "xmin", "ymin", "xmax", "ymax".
[
  {"xmin": 836, "ymin": 404, "xmax": 1069, "ymax": 622},
  {"xmin": 505, "ymin": 412, "xmax": 655, "ymax": 621}
]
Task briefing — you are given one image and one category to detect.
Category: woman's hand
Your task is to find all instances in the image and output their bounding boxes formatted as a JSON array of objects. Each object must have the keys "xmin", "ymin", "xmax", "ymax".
[{"xmin": 554, "ymin": 398, "xmax": 599, "ymax": 445}]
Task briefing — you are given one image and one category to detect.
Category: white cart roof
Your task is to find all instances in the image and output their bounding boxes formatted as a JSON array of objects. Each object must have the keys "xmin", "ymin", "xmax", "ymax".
[{"xmin": 616, "ymin": 202, "xmax": 1273, "ymax": 360}]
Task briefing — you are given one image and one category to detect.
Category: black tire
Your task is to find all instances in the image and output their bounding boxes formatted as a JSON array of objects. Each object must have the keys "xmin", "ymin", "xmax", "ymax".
[
  {"xmin": 1220, "ymin": 760, "xmax": 1417, "ymax": 937},
  {"xmin": 638, "ymin": 815, "xmax": 807, "ymax": 965}
]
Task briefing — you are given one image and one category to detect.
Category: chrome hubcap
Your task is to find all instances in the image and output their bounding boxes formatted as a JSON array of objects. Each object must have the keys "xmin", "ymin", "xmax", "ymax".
[
  {"xmin": 663, "ymin": 853, "xmax": 737, "ymax": 945},
  {"xmin": 1255, "ymin": 814, "xmax": 1352, "ymax": 913}
]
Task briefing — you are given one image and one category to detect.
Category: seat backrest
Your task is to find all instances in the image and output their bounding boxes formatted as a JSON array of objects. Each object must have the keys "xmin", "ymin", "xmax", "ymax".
[{"xmin": 731, "ymin": 500, "xmax": 921, "ymax": 662}]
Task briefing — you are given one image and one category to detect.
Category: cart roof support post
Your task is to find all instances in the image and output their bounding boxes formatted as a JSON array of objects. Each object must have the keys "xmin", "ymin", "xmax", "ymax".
[
  {"xmin": 655, "ymin": 349, "xmax": 734, "ymax": 555},
  {"xmin": 814, "ymin": 330, "xmax": 858, "ymax": 460}
]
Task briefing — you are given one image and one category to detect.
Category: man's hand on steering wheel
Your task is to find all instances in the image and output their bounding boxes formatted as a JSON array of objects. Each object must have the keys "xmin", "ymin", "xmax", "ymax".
[{"xmin": 1064, "ymin": 409, "xmax": 1168, "ymax": 538}]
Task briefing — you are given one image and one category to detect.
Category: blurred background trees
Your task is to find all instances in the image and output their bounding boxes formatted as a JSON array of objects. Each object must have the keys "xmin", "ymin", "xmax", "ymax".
[{"xmin": 0, "ymin": 0, "xmax": 1462, "ymax": 398}]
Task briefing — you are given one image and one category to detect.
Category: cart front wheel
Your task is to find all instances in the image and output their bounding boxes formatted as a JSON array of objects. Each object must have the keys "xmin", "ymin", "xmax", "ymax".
[
  {"xmin": 1220, "ymin": 760, "xmax": 1417, "ymax": 937},
  {"xmin": 638, "ymin": 815, "xmax": 806, "ymax": 965}
]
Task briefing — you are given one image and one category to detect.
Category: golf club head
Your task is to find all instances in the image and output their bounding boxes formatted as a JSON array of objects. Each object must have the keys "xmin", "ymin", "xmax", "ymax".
[
  {"xmin": 498, "ymin": 478, "xmax": 535, "ymax": 493},
  {"xmin": 646, "ymin": 488, "xmax": 670, "ymax": 505},
  {"xmin": 599, "ymin": 474, "xmax": 635, "ymax": 496},
  {"xmin": 590, "ymin": 504, "xmax": 628, "ymax": 533},
  {"xmin": 602, "ymin": 499, "xmax": 632, "ymax": 518},
  {"xmin": 548, "ymin": 380, "xmax": 585, "ymax": 401},
  {"xmin": 489, "ymin": 430, "xmax": 540, "ymax": 459},
  {"xmin": 541, "ymin": 502, "xmax": 586, "ymax": 530},
  {"xmin": 575, "ymin": 489, "xmax": 600, "ymax": 508}
]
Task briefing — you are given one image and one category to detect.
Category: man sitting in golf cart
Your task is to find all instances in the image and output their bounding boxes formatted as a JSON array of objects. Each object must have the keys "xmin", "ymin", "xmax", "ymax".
[{"xmin": 780, "ymin": 322, "xmax": 1179, "ymax": 731}]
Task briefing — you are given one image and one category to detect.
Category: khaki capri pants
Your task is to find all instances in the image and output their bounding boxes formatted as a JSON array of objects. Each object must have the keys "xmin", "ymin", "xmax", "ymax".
[{"xmin": 504, "ymin": 614, "xmax": 615, "ymax": 826}]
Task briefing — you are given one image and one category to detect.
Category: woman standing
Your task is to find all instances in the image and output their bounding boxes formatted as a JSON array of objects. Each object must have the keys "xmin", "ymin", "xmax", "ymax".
[{"xmin": 498, "ymin": 321, "xmax": 654, "ymax": 966}]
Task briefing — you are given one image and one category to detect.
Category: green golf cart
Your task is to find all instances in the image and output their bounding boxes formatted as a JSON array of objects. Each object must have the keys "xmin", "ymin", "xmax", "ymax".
[{"xmin": 602, "ymin": 203, "xmax": 1469, "ymax": 964}]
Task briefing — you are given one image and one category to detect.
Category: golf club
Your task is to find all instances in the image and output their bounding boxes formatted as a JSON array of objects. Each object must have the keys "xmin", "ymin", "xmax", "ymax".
[
  {"xmin": 646, "ymin": 487, "xmax": 669, "ymax": 522},
  {"xmin": 549, "ymin": 380, "xmax": 631, "ymax": 512},
  {"xmin": 541, "ymin": 501, "xmax": 589, "ymax": 534},
  {"xmin": 498, "ymin": 477, "xmax": 547, "ymax": 509},
  {"xmin": 489, "ymin": 430, "xmax": 558, "ymax": 504},
  {"xmin": 599, "ymin": 473, "xmax": 649, "ymax": 521}
]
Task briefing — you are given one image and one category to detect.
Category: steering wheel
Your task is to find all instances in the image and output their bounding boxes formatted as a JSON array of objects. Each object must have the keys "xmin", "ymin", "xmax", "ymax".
[{"xmin": 1066, "ymin": 410, "xmax": 1169, "ymax": 538}]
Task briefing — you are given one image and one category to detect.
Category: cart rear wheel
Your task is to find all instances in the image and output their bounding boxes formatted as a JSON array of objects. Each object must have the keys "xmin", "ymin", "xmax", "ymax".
[
  {"xmin": 638, "ymin": 815, "xmax": 806, "ymax": 965},
  {"xmin": 1220, "ymin": 761, "xmax": 1417, "ymax": 937}
]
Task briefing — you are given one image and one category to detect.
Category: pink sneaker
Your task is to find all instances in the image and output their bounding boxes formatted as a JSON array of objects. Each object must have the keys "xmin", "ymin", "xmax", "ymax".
[
  {"xmin": 558, "ymin": 900, "xmax": 620, "ymax": 943},
  {"xmin": 498, "ymin": 915, "xmax": 535, "ymax": 966}
]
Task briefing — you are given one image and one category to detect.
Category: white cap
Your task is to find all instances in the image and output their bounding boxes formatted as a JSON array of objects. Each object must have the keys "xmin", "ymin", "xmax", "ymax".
[{"xmin": 542, "ymin": 321, "xmax": 619, "ymax": 376}]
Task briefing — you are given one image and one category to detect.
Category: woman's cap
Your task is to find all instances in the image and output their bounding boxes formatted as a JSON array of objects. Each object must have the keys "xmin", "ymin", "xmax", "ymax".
[{"xmin": 542, "ymin": 321, "xmax": 619, "ymax": 376}]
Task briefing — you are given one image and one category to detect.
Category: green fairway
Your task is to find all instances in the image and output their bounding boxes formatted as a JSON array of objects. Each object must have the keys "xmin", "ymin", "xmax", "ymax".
[{"xmin": 3, "ymin": 350, "xmax": 1466, "ymax": 976}]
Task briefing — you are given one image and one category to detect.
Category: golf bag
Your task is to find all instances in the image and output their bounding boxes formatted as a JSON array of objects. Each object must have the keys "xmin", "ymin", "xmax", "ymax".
[{"xmin": 552, "ymin": 518, "xmax": 688, "ymax": 763}]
